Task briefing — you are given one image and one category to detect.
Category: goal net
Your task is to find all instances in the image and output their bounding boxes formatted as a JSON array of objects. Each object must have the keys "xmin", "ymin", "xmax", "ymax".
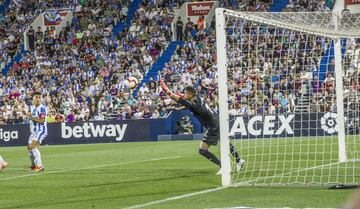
[{"xmin": 216, "ymin": 9, "xmax": 360, "ymax": 187}]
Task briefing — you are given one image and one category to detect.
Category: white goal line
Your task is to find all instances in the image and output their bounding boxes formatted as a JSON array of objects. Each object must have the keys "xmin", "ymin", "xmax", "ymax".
[
  {"xmin": 0, "ymin": 156, "xmax": 182, "ymax": 181},
  {"xmin": 125, "ymin": 160, "xmax": 359, "ymax": 209},
  {"xmin": 235, "ymin": 159, "xmax": 360, "ymax": 186}
]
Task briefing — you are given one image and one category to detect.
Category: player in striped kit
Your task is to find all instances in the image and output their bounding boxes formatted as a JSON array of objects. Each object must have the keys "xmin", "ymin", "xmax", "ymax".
[{"xmin": 25, "ymin": 92, "xmax": 47, "ymax": 172}]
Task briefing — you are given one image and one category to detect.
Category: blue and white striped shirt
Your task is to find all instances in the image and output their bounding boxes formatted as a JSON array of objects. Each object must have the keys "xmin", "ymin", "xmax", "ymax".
[{"xmin": 29, "ymin": 104, "xmax": 48, "ymax": 135}]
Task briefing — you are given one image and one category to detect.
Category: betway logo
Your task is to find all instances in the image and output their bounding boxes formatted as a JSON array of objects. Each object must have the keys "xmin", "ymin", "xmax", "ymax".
[
  {"xmin": 191, "ymin": 5, "xmax": 211, "ymax": 11},
  {"xmin": 62, "ymin": 123, "xmax": 127, "ymax": 141},
  {"xmin": 230, "ymin": 115, "xmax": 294, "ymax": 136},
  {"xmin": 0, "ymin": 129, "xmax": 18, "ymax": 142}
]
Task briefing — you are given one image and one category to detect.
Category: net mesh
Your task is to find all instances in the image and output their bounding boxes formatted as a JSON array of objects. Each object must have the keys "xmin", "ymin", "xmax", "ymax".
[
  {"xmin": 225, "ymin": 11, "xmax": 360, "ymax": 38},
  {"xmin": 221, "ymin": 11, "xmax": 360, "ymax": 186}
]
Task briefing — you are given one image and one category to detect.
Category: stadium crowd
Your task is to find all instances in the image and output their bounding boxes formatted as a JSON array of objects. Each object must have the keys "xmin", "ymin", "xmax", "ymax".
[
  {"xmin": 0, "ymin": 0, "xmax": 78, "ymax": 69},
  {"xmin": 0, "ymin": 0, "xmax": 358, "ymax": 124},
  {"xmin": 159, "ymin": 0, "xmax": 347, "ymax": 116},
  {"xmin": 286, "ymin": 0, "xmax": 333, "ymax": 11},
  {"xmin": 161, "ymin": 0, "xmax": 358, "ymax": 116},
  {"xmin": 0, "ymin": 0, "xmax": 176, "ymax": 124}
]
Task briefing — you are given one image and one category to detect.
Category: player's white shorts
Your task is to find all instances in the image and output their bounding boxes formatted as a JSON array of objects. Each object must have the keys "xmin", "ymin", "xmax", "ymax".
[{"xmin": 28, "ymin": 132, "xmax": 47, "ymax": 144}]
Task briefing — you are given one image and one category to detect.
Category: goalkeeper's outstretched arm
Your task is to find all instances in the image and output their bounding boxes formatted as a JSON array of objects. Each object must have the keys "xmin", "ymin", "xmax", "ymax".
[{"xmin": 159, "ymin": 80, "xmax": 184, "ymax": 102}]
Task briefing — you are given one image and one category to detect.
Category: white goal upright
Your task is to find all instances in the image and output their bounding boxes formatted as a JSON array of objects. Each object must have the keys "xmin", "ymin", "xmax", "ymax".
[{"xmin": 216, "ymin": 8, "xmax": 360, "ymax": 187}]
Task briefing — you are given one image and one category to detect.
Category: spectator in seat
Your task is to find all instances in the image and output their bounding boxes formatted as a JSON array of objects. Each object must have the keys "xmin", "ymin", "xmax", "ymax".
[
  {"xmin": 148, "ymin": 77, "xmax": 157, "ymax": 91},
  {"xmin": 176, "ymin": 17, "xmax": 184, "ymax": 41},
  {"xmin": 27, "ymin": 26, "xmax": 35, "ymax": 51},
  {"xmin": 151, "ymin": 108, "xmax": 160, "ymax": 119},
  {"xmin": 278, "ymin": 93, "xmax": 290, "ymax": 113},
  {"xmin": 67, "ymin": 110, "xmax": 76, "ymax": 123},
  {"xmin": 46, "ymin": 109, "xmax": 56, "ymax": 123},
  {"xmin": 311, "ymin": 76, "xmax": 322, "ymax": 95},
  {"xmin": 197, "ymin": 15, "xmax": 205, "ymax": 31},
  {"xmin": 308, "ymin": 98, "xmax": 319, "ymax": 112},
  {"xmin": 35, "ymin": 27, "xmax": 43, "ymax": 44},
  {"xmin": 184, "ymin": 17, "xmax": 193, "ymax": 40},
  {"xmin": 139, "ymin": 83, "xmax": 149, "ymax": 95}
]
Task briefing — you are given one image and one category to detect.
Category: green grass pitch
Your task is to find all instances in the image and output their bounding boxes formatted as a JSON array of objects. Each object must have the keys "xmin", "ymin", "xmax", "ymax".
[{"xmin": 0, "ymin": 140, "xmax": 357, "ymax": 209}]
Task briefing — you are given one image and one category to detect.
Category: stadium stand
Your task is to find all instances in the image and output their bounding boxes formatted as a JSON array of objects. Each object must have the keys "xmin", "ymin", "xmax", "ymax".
[
  {"xmin": 0, "ymin": 0, "xmax": 77, "ymax": 74},
  {"xmin": 0, "ymin": 0, "xmax": 358, "ymax": 124},
  {"xmin": 0, "ymin": 0, "xmax": 178, "ymax": 123},
  {"xmin": 142, "ymin": 0, "xmax": 358, "ymax": 117}
]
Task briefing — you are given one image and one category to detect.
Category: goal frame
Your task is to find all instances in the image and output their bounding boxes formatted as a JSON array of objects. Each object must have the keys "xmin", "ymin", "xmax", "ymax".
[{"xmin": 215, "ymin": 8, "xmax": 348, "ymax": 187}]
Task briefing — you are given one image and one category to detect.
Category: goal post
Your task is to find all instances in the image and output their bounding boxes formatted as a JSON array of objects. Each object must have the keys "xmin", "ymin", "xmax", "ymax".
[
  {"xmin": 216, "ymin": 8, "xmax": 232, "ymax": 187},
  {"xmin": 216, "ymin": 9, "xmax": 360, "ymax": 187},
  {"xmin": 334, "ymin": 38, "xmax": 347, "ymax": 163}
]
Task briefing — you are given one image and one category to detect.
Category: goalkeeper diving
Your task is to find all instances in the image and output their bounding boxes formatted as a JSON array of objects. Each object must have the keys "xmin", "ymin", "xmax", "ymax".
[{"xmin": 160, "ymin": 80, "xmax": 245, "ymax": 174}]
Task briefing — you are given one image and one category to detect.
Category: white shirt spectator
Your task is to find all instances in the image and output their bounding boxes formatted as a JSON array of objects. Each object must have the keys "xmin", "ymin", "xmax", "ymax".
[
  {"xmin": 122, "ymin": 6, "xmax": 128, "ymax": 16},
  {"xmin": 75, "ymin": 5, "xmax": 82, "ymax": 12},
  {"xmin": 324, "ymin": 75, "xmax": 335, "ymax": 83},
  {"xmin": 183, "ymin": 76, "xmax": 192, "ymax": 86},
  {"xmin": 202, "ymin": 77, "xmax": 212, "ymax": 87},
  {"xmin": 163, "ymin": 98, "xmax": 172, "ymax": 106},
  {"xmin": 139, "ymin": 85, "xmax": 149, "ymax": 95},
  {"xmin": 133, "ymin": 111, "xmax": 143, "ymax": 119},
  {"xmin": 143, "ymin": 53, "xmax": 153, "ymax": 65},
  {"xmin": 233, "ymin": 68, "xmax": 241, "ymax": 80},
  {"xmin": 229, "ymin": 108, "xmax": 240, "ymax": 116},
  {"xmin": 264, "ymin": 61, "xmax": 272, "ymax": 71},
  {"xmin": 98, "ymin": 100, "xmax": 107, "ymax": 113},
  {"xmin": 151, "ymin": 110, "xmax": 160, "ymax": 119},
  {"xmin": 129, "ymin": 23, "xmax": 140, "ymax": 34}
]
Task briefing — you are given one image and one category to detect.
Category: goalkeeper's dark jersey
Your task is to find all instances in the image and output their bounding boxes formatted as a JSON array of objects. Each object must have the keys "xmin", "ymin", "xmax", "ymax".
[{"xmin": 178, "ymin": 96, "xmax": 219, "ymax": 130}]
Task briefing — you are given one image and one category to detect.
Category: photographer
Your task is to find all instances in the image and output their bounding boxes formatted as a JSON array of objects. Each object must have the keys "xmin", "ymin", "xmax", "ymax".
[{"xmin": 177, "ymin": 116, "xmax": 193, "ymax": 135}]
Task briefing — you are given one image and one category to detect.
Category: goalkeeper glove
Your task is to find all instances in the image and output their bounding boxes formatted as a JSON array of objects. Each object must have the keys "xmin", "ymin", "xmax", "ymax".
[
  {"xmin": 160, "ymin": 80, "xmax": 172, "ymax": 96},
  {"xmin": 175, "ymin": 92, "xmax": 185, "ymax": 99}
]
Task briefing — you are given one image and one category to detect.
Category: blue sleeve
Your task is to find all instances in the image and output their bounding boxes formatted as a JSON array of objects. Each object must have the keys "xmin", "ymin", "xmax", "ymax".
[
  {"xmin": 39, "ymin": 106, "xmax": 47, "ymax": 118},
  {"xmin": 40, "ymin": 106, "xmax": 47, "ymax": 114}
]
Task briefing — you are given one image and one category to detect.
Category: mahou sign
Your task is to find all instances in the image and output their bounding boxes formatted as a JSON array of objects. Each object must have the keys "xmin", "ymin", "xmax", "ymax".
[
  {"xmin": 346, "ymin": 0, "xmax": 360, "ymax": 5},
  {"xmin": 187, "ymin": 2, "xmax": 214, "ymax": 16}
]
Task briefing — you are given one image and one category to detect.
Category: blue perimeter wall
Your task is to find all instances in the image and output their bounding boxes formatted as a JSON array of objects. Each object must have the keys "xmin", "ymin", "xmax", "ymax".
[
  {"xmin": 0, "ymin": 110, "xmax": 203, "ymax": 146},
  {"xmin": 1, "ymin": 111, "xmax": 355, "ymax": 147}
]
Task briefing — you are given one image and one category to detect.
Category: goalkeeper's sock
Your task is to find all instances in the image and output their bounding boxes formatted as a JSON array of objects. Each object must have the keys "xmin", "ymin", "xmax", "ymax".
[
  {"xmin": 230, "ymin": 143, "xmax": 241, "ymax": 163},
  {"xmin": 199, "ymin": 149, "xmax": 221, "ymax": 167}
]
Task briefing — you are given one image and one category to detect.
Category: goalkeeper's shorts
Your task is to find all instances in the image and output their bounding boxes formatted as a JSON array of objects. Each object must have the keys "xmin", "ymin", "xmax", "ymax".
[{"xmin": 203, "ymin": 129, "xmax": 219, "ymax": 146}]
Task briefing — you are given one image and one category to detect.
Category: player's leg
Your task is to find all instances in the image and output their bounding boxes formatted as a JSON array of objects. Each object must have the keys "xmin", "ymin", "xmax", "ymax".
[
  {"xmin": 229, "ymin": 143, "xmax": 240, "ymax": 163},
  {"xmin": 28, "ymin": 134, "xmax": 45, "ymax": 171},
  {"xmin": 229, "ymin": 143, "xmax": 246, "ymax": 171},
  {"xmin": 199, "ymin": 141, "xmax": 221, "ymax": 167},
  {"xmin": 0, "ymin": 155, "xmax": 8, "ymax": 171},
  {"xmin": 27, "ymin": 134, "xmax": 36, "ymax": 170},
  {"xmin": 29, "ymin": 141, "xmax": 44, "ymax": 171}
]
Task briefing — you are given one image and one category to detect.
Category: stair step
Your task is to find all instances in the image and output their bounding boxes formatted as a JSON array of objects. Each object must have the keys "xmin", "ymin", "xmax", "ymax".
[
  {"xmin": 270, "ymin": 0, "xmax": 289, "ymax": 12},
  {"xmin": 0, "ymin": 0, "xmax": 10, "ymax": 16},
  {"xmin": 132, "ymin": 41, "xmax": 184, "ymax": 96},
  {"xmin": 125, "ymin": 0, "xmax": 143, "ymax": 28}
]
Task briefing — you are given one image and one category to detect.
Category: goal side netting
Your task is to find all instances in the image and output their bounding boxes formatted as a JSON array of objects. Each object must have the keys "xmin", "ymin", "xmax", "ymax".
[{"xmin": 216, "ymin": 9, "xmax": 360, "ymax": 187}]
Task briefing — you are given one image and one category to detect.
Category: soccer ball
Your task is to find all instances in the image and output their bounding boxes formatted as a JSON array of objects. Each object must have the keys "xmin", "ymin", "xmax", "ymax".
[{"xmin": 124, "ymin": 76, "xmax": 138, "ymax": 89}]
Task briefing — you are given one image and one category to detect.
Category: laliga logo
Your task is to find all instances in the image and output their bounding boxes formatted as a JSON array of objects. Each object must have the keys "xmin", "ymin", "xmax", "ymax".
[
  {"xmin": 321, "ymin": 112, "xmax": 338, "ymax": 134},
  {"xmin": 0, "ymin": 129, "xmax": 18, "ymax": 142}
]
